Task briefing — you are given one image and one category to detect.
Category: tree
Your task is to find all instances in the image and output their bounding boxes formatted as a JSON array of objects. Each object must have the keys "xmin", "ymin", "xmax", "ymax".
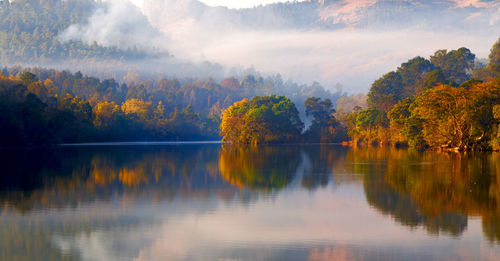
[
  {"xmin": 488, "ymin": 37, "xmax": 500, "ymax": 74},
  {"xmin": 305, "ymin": 97, "xmax": 334, "ymax": 125},
  {"xmin": 220, "ymin": 77, "xmax": 240, "ymax": 91},
  {"xmin": 367, "ymin": 71, "xmax": 403, "ymax": 112},
  {"xmin": 367, "ymin": 57, "xmax": 436, "ymax": 112},
  {"xmin": 93, "ymin": 101, "xmax": 121, "ymax": 129},
  {"xmin": 430, "ymin": 48, "xmax": 475, "ymax": 84},
  {"xmin": 348, "ymin": 107, "xmax": 390, "ymax": 145},
  {"xmin": 412, "ymin": 80, "xmax": 500, "ymax": 150},
  {"xmin": 121, "ymin": 98, "xmax": 153, "ymax": 121},
  {"xmin": 388, "ymin": 98, "xmax": 425, "ymax": 148},
  {"xmin": 304, "ymin": 97, "xmax": 345, "ymax": 142},
  {"xmin": 397, "ymin": 57, "xmax": 435, "ymax": 97},
  {"xmin": 19, "ymin": 71, "xmax": 36, "ymax": 85},
  {"xmin": 421, "ymin": 70, "xmax": 446, "ymax": 91},
  {"xmin": 220, "ymin": 95, "xmax": 303, "ymax": 144}
]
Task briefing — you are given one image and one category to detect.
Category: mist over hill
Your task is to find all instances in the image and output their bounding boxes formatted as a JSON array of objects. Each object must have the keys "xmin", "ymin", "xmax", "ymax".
[
  {"xmin": 138, "ymin": 0, "xmax": 500, "ymax": 92},
  {"xmin": 143, "ymin": 0, "xmax": 500, "ymax": 31},
  {"xmin": 1, "ymin": 0, "xmax": 500, "ymax": 93}
]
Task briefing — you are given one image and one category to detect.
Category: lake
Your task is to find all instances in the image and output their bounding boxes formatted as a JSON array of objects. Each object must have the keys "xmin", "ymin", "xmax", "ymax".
[{"xmin": 0, "ymin": 144, "xmax": 499, "ymax": 261}]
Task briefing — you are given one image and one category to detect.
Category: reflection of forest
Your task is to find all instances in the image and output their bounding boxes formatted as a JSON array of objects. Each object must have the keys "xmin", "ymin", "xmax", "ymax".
[
  {"xmin": 383, "ymin": 151, "xmax": 500, "ymax": 243},
  {"xmin": 0, "ymin": 144, "xmax": 352, "ymax": 213},
  {"xmin": 0, "ymin": 145, "xmax": 229, "ymax": 212},
  {"xmin": 218, "ymin": 145, "xmax": 300, "ymax": 189},
  {"xmin": 0, "ymin": 145, "xmax": 499, "ymax": 244},
  {"xmin": 347, "ymin": 148, "xmax": 500, "ymax": 243}
]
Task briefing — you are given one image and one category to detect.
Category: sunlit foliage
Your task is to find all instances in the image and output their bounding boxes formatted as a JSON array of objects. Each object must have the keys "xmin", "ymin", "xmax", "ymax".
[
  {"xmin": 220, "ymin": 95, "xmax": 304, "ymax": 144},
  {"xmin": 345, "ymin": 41, "xmax": 500, "ymax": 150}
]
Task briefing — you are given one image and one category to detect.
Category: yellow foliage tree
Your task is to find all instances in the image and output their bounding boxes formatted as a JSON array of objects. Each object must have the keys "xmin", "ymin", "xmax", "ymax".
[
  {"xmin": 121, "ymin": 98, "xmax": 153, "ymax": 121},
  {"xmin": 93, "ymin": 101, "xmax": 121, "ymax": 128}
]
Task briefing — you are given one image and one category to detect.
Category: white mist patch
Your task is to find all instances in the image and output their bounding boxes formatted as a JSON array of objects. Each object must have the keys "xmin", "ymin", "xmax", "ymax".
[
  {"xmin": 59, "ymin": 0, "xmax": 166, "ymax": 51},
  {"xmin": 163, "ymin": 27, "xmax": 496, "ymax": 92}
]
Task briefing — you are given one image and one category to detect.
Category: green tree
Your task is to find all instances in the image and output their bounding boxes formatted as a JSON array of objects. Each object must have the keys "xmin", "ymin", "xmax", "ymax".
[
  {"xmin": 304, "ymin": 97, "xmax": 345, "ymax": 142},
  {"xmin": 430, "ymin": 48, "xmax": 475, "ymax": 84},
  {"xmin": 367, "ymin": 71, "xmax": 402, "ymax": 112},
  {"xmin": 488, "ymin": 37, "xmax": 500, "ymax": 74},
  {"xmin": 220, "ymin": 95, "xmax": 304, "ymax": 144}
]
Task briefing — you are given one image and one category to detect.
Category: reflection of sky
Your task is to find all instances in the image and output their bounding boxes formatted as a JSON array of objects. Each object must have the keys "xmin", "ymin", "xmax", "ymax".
[
  {"xmin": 1, "ymin": 146, "xmax": 500, "ymax": 260},
  {"xmin": 4, "ymin": 183, "xmax": 494, "ymax": 260}
]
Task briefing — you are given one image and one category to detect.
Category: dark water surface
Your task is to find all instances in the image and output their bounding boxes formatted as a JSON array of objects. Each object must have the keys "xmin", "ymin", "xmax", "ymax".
[{"xmin": 1, "ymin": 144, "xmax": 499, "ymax": 261}]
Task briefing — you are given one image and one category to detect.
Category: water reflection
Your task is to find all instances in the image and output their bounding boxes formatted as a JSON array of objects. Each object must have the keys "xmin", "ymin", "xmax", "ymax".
[
  {"xmin": 219, "ymin": 145, "xmax": 300, "ymax": 190},
  {"xmin": 0, "ymin": 145, "xmax": 499, "ymax": 260}
]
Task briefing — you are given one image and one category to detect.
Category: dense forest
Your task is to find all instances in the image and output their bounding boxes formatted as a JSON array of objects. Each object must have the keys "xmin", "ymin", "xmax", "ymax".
[
  {"xmin": 0, "ymin": 0, "xmax": 344, "ymax": 145},
  {"xmin": 0, "ymin": 65, "xmax": 341, "ymax": 145},
  {"xmin": 219, "ymin": 38, "xmax": 500, "ymax": 150},
  {"xmin": 341, "ymin": 38, "xmax": 500, "ymax": 151},
  {"xmin": 0, "ymin": 0, "xmax": 148, "ymax": 61}
]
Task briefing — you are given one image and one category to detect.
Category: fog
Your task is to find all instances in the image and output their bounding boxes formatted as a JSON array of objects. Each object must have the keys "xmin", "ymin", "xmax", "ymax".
[
  {"xmin": 56, "ymin": 0, "xmax": 500, "ymax": 93},
  {"xmin": 59, "ymin": 0, "xmax": 166, "ymax": 51}
]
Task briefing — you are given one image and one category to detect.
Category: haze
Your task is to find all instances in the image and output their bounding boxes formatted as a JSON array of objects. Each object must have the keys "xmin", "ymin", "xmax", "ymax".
[{"xmin": 60, "ymin": 0, "xmax": 500, "ymax": 93}]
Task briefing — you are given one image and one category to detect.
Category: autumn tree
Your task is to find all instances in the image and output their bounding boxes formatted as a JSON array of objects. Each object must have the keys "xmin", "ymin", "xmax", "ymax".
[
  {"xmin": 93, "ymin": 101, "xmax": 122, "ymax": 129},
  {"xmin": 220, "ymin": 95, "xmax": 303, "ymax": 144},
  {"xmin": 121, "ymin": 98, "xmax": 153, "ymax": 121},
  {"xmin": 411, "ymin": 80, "xmax": 500, "ymax": 150}
]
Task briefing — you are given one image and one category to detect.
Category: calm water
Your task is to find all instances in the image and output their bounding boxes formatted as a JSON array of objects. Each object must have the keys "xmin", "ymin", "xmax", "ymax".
[{"xmin": 1, "ymin": 144, "xmax": 499, "ymax": 261}]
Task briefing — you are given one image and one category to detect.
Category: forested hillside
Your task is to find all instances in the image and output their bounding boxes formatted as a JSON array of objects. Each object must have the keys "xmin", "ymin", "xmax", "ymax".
[
  {"xmin": 0, "ymin": 65, "xmax": 341, "ymax": 145},
  {"xmin": 343, "ymin": 38, "xmax": 500, "ymax": 151},
  {"xmin": 0, "ymin": 0, "xmax": 148, "ymax": 61}
]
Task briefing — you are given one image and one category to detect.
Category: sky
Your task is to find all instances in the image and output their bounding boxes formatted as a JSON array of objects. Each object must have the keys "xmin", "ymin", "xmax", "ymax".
[{"xmin": 129, "ymin": 0, "xmax": 293, "ymax": 8}]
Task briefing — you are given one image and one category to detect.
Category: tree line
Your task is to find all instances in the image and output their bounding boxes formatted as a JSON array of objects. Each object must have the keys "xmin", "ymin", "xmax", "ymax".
[
  {"xmin": 341, "ymin": 38, "xmax": 500, "ymax": 151},
  {"xmin": 219, "ymin": 38, "xmax": 500, "ymax": 150},
  {"xmin": 0, "ymin": 65, "xmax": 341, "ymax": 145}
]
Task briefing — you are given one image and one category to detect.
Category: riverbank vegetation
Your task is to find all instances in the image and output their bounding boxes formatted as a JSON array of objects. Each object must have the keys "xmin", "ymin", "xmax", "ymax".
[
  {"xmin": 219, "ymin": 39, "xmax": 500, "ymax": 150},
  {"xmin": 342, "ymin": 38, "xmax": 500, "ymax": 151}
]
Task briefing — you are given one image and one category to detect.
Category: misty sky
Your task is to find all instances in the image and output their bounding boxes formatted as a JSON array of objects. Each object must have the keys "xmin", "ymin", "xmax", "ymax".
[{"xmin": 64, "ymin": 0, "xmax": 500, "ymax": 94}]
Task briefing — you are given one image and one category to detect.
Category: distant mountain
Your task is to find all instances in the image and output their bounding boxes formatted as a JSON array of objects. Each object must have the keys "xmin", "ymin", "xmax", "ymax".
[{"xmin": 143, "ymin": 0, "xmax": 500, "ymax": 32}]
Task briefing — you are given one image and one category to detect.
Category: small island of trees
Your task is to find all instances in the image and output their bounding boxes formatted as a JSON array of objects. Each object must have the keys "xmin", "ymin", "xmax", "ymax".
[{"xmin": 219, "ymin": 95, "xmax": 344, "ymax": 144}]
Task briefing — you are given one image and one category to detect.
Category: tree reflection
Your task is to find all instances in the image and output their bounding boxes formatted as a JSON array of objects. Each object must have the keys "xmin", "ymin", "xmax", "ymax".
[
  {"xmin": 300, "ymin": 145, "xmax": 349, "ymax": 190},
  {"xmin": 0, "ymin": 145, "xmax": 499, "ymax": 244},
  {"xmin": 0, "ymin": 145, "xmax": 229, "ymax": 212},
  {"xmin": 346, "ymin": 148, "xmax": 468, "ymax": 236},
  {"xmin": 218, "ymin": 145, "xmax": 300, "ymax": 190},
  {"xmin": 354, "ymin": 148, "xmax": 500, "ymax": 242}
]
